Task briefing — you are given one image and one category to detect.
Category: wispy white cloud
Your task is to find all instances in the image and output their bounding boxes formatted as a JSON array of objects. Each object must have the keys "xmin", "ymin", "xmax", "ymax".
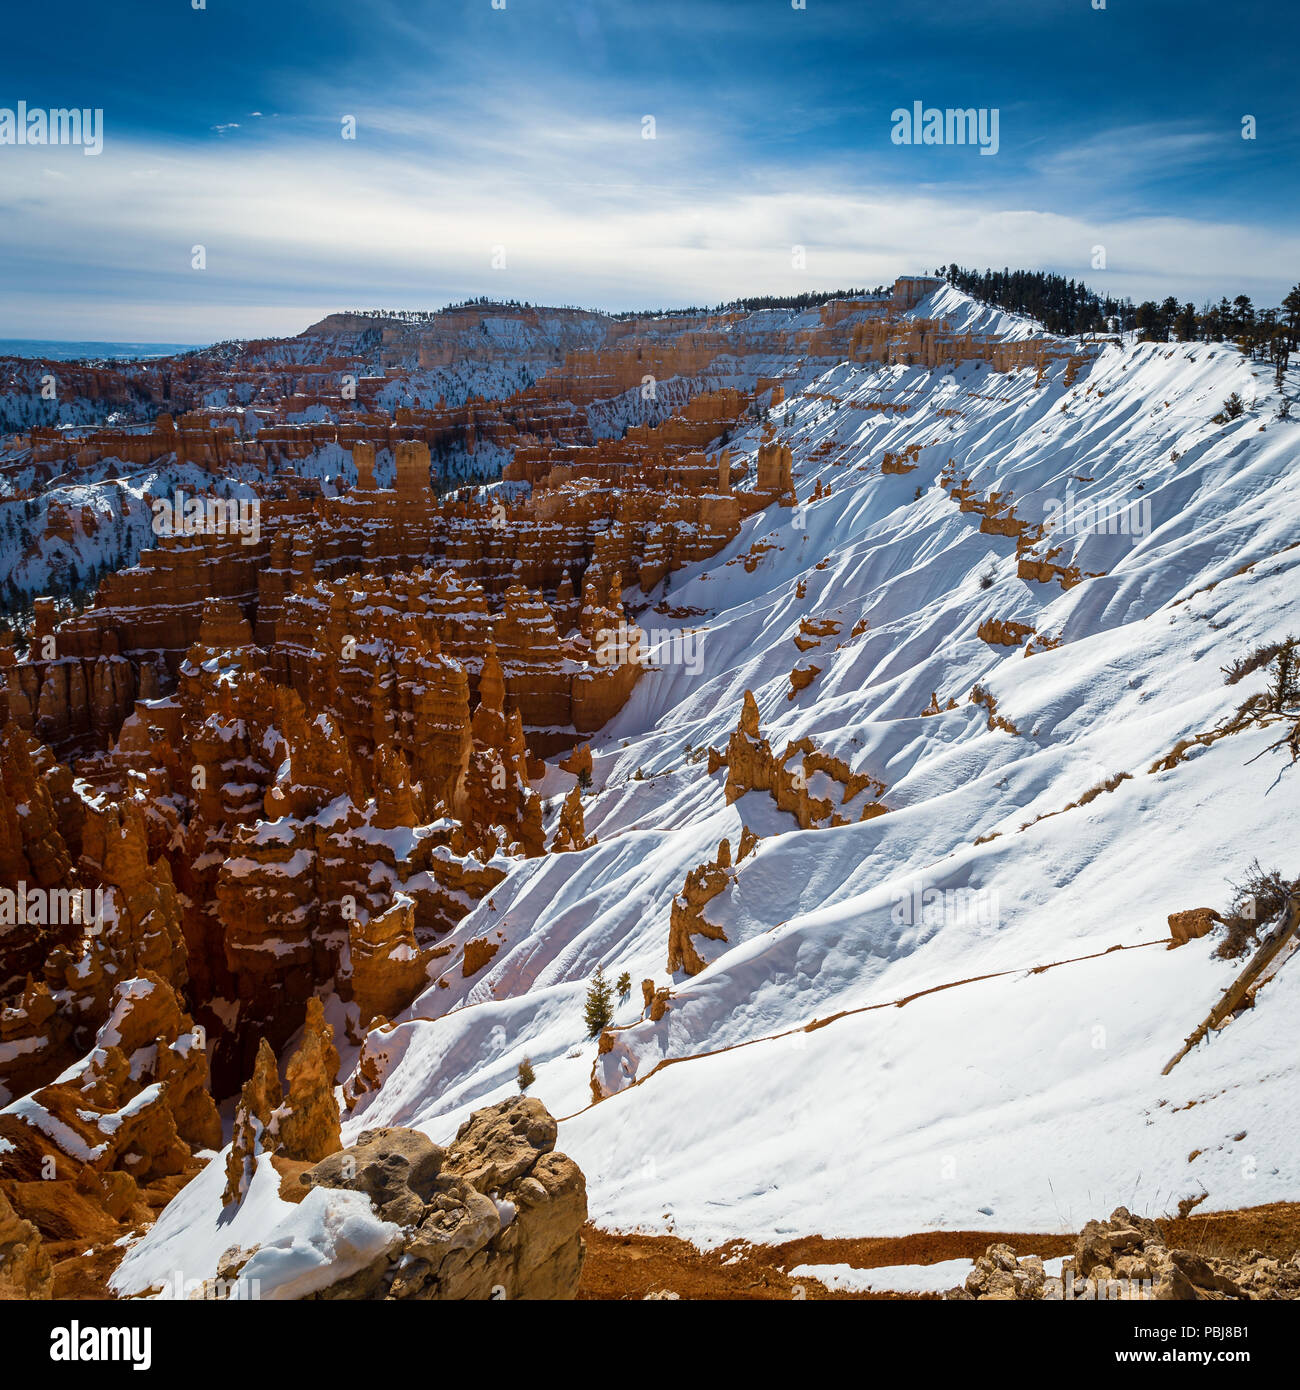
[
  {"xmin": 2, "ymin": 102, "xmax": 1296, "ymax": 340},
  {"xmin": 1029, "ymin": 121, "xmax": 1230, "ymax": 183}
]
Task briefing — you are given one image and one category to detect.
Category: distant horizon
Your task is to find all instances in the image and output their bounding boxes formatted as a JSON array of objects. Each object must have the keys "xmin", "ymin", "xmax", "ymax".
[
  {"xmin": 6, "ymin": 261, "xmax": 1295, "ymax": 353},
  {"xmin": 0, "ymin": 337, "xmax": 206, "ymax": 346},
  {"xmin": 0, "ymin": 337, "xmax": 209, "ymax": 362}
]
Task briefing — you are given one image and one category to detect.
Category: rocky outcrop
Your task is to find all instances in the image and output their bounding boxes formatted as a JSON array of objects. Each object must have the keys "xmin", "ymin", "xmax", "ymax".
[
  {"xmin": 712, "ymin": 690, "xmax": 887, "ymax": 829},
  {"xmin": 668, "ymin": 839, "xmax": 734, "ymax": 976},
  {"xmin": 458, "ymin": 646, "xmax": 546, "ymax": 856},
  {"xmin": 1168, "ymin": 907, "xmax": 1222, "ymax": 948},
  {"xmin": 880, "ymin": 444, "xmax": 922, "ymax": 474},
  {"xmin": 792, "ymin": 616, "xmax": 840, "ymax": 652},
  {"xmin": 0, "ymin": 723, "xmax": 77, "ymax": 1004},
  {"xmin": 944, "ymin": 476, "xmax": 1035, "ymax": 540},
  {"xmin": 558, "ymin": 742, "xmax": 592, "ymax": 782},
  {"xmin": 223, "ymin": 1006, "xmax": 343, "ymax": 1205},
  {"xmin": 214, "ymin": 1097, "xmax": 585, "ymax": 1300},
  {"xmin": 462, "ymin": 936, "xmax": 501, "ymax": 978},
  {"xmin": 1017, "ymin": 546, "xmax": 1090, "ymax": 591},
  {"xmin": 976, "ymin": 617, "xmax": 1036, "ymax": 647},
  {"xmin": 0, "ymin": 972, "xmax": 220, "ymax": 1257},
  {"xmin": 787, "ymin": 663, "xmax": 820, "ymax": 699},
  {"xmin": 949, "ymin": 1208, "xmax": 1300, "ymax": 1301},
  {"xmin": 223, "ymin": 1039, "xmax": 284, "ymax": 1207},
  {"xmin": 641, "ymin": 978, "xmax": 671, "ymax": 1022},
  {"xmin": 0, "ymin": 972, "xmax": 220, "ymax": 1180},
  {"xmin": 349, "ymin": 899, "xmax": 434, "ymax": 1028},
  {"xmin": 921, "ymin": 690, "xmax": 959, "ymax": 716},
  {"xmin": 275, "ymin": 997, "xmax": 343, "ymax": 1164},
  {"xmin": 968, "ymin": 682, "xmax": 1020, "ymax": 735},
  {"xmin": 0, "ymin": 1187, "xmax": 54, "ymax": 1300},
  {"xmin": 550, "ymin": 784, "xmax": 594, "ymax": 853}
]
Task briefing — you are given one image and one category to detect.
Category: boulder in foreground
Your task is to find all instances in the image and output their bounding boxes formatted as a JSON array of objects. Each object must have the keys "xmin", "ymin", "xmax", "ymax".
[{"xmin": 208, "ymin": 1097, "xmax": 585, "ymax": 1300}]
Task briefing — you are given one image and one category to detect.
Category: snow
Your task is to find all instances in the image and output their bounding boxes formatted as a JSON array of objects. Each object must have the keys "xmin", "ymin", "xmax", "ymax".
[
  {"xmin": 84, "ymin": 291, "xmax": 1300, "ymax": 1277},
  {"xmin": 112, "ymin": 1148, "xmax": 401, "ymax": 1300},
  {"xmin": 324, "ymin": 326, "xmax": 1300, "ymax": 1249},
  {"xmin": 229, "ymin": 1186, "xmax": 401, "ymax": 1300},
  {"xmin": 0, "ymin": 1036, "xmax": 43, "ymax": 1063},
  {"xmin": 0, "ymin": 458, "xmax": 265, "ymax": 604},
  {"xmin": 95, "ymin": 977, "xmax": 158, "ymax": 1050},
  {"xmin": 112, "ymin": 1150, "xmax": 293, "ymax": 1295},
  {"xmin": 790, "ymin": 1253, "xmax": 1067, "ymax": 1293},
  {"xmin": 791, "ymin": 1258, "xmax": 971, "ymax": 1294},
  {"xmin": 89, "ymin": 1082, "xmax": 164, "ymax": 1135},
  {"xmin": 3, "ymin": 1095, "xmax": 107, "ymax": 1164}
]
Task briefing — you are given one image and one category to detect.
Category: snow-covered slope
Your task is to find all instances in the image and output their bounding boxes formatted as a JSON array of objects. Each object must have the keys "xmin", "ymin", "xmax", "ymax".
[
  {"xmin": 115, "ymin": 306, "xmax": 1300, "ymax": 1289},
  {"xmin": 0, "ymin": 458, "xmax": 266, "ymax": 603}
]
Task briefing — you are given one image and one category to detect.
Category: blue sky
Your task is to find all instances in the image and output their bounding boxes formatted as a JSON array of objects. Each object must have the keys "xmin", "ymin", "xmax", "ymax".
[{"xmin": 1, "ymin": 0, "xmax": 1297, "ymax": 340}]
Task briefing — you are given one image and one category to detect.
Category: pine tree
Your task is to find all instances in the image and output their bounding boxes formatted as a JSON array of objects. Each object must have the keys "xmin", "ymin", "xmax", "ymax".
[
  {"xmin": 616, "ymin": 970, "xmax": 632, "ymax": 1000},
  {"xmin": 1269, "ymin": 329, "xmax": 1291, "ymax": 388},
  {"xmin": 1213, "ymin": 392, "xmax": 1245, "ymax": 423},
  {"xmin": 1269, "ymin": 637, "xmax": 1299, "ymax": 712},
  {"xmin": 578, "ymin": 766, "xmax": 592, "ymax": 792},
  {"xmin": 1232, "ymin": 295, "xmax": 1255, "ymax": 339},
  {"xmin": 517, "ymin": 1057, "xmax": 535, "ymax": 1092},
  {"xmin": 1283, "ymin": 285, "xmax": 1300, "ymax": 350},
  {"xmin": 1135, "ymin": 301, "xmax": 1161, "ymax": 341},
  {"xmin": 583, "ymin": 965, "xmax": 614, "ymax": 1037}
]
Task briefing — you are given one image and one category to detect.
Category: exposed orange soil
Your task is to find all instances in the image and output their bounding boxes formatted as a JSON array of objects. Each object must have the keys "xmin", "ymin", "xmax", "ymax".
[
  {"xmin": 1157, "ymin": 1202, "xmax": 1300, "ymax": 1263},
  {"xmin": 45, "ymin": 1169, "xmax": 197, "ymax": 1299},
  {"xmin": 578, "ymin": 1227, "xmax": 922, "ymax": 1300},
  {"xmin": 577, "ymin": 1202, "xmax": 1300, "ymax": 1301}
]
